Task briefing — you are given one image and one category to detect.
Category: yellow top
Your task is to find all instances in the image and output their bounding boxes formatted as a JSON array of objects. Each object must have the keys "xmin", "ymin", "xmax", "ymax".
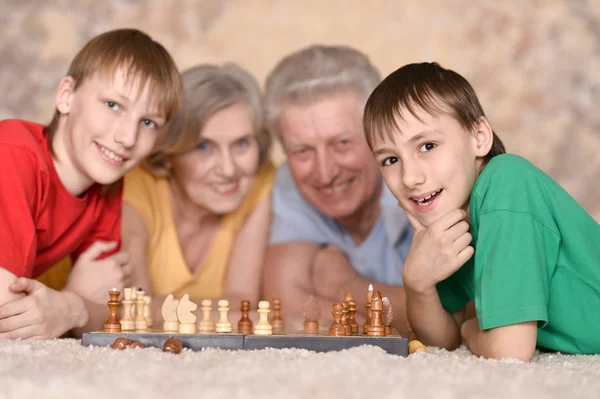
[
  {"xmin": 37, "ymin": 161, "xmax": 276, "ymax": 296},
  {"xmin": 122, "ymin": 160, "xmax": 275, "ymax": 298}
]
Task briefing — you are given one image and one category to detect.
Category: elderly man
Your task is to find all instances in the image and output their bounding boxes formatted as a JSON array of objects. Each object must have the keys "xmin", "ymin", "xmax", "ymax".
[{"xmin": 263, "ymin": 45, "xmax": 413, "ymax": 333}]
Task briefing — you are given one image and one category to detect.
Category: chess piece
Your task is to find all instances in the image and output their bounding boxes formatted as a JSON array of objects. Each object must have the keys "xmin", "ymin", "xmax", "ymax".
[
  {"xmin": 129, "ymin": 341, "xmax": 145, "ymax": 349},
  {"xmin": 112, "ymin": 337, "xmax": 132, "ymax": 350},
  {"xmin": 271, "ymin": 298, "xmax": 285, "ymax": 334},
  {"xmin": 198, "ymin": 299, "xmax": 215, "ymax": 333},
  {"xmin": 215, "ymin": 299, "xmax": 232, "ymax": 333},
  {"xmin": 347, "ymin": 300, "xmax": 358, "ymax": 335},
  {"xmin": 177, "ymin": 294, "xmax": 198, "ymax": 334},
  {"xmin": 120, "ymin": 288, "xmax": 135, "ymax": 331},
  {"xmin": 130, "ymin": 287, "xmax": 137, "ymax": 316},
  {"xmin": 104, "ymin": 289, "xmax": 121, "ymax": 333},
  {"xmin": 328, "ymin": 303, "xmax": 346, "ymax": 336},
  {"xmin": 161, "ymin": 294, "xmax": 180, "ymax": 332},
  {"xmin": 408, "ymin": 340, "xmax": 427, "ymax": 354},
  {"xmin": 143, "ymin": 295, "xmax": 153, "ymax": 329},
  {"xmin": 367, "ymin": 290, "xmax": 385, "ymax": 336},
  {"xmin": 363, "ymin": 284, "xmax": 374, "ymax": 335},
  {"xmin": 344, "ymin": 291, "xmax": 353, "ymax": 302},
  {"xmin": 134, "ymin": 289, "xmax": 147, "ymax": 330},
  {"xmin": 382, "ymin": 296, "xmax": 393, "ymax": 336},
  {"xmin": 253, "ymin": 301, "xmax": 272, "ymax": 335},
  {"xmin": 302, "ymin": 295, "xmax": 320, "ymax": 334},
  {"xmin": 162, "ymin": 337, "xmax": 183, "ymax": 354},
  {"xmin": 237, "ymin": 300, "xmax": 253, "ymax": 334},
  {"xmin": 341, "ymin": 302, "xmax": 351, "ymax": 335}
]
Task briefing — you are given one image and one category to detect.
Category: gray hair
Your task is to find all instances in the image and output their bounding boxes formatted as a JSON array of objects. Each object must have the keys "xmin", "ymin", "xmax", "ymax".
[
  {"xmin": 264, "ymin": 45, "xmax": 381, "ymax": 138},
  {"xmin": 145, "ymin": 63, "xmax": 269, "ymax": 175}
]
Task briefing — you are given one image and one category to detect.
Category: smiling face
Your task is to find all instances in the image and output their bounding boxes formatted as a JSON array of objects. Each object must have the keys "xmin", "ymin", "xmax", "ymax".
[
  {"xmin": 279, "ymin": 90, "xmax": 382, "ymax": 221},
  {"xmin": 371, "ymin": 107, "xmax": 492, "ymax": 227},
  {"xmin": 54, "ymin": 68, "xmax": 166, "ymax": 194},
  {"xmin": 168, "ymin": 102, "xmax": 260, "ymax": 215}
]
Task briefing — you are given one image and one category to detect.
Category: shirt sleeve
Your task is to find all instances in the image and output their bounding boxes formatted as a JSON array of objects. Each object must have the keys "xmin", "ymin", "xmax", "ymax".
[
  {"xmin": 475, "ymin": 210, "xmax": 558, "ymax": 330},
  {"xmin": 0, "ymin": 145, "xmax": 42, "ymax": 277},
  {"xmin": 269, "ymin": 164, "xmax": 336, "ymax": 245},
  {"xmin": 436, "ymin": 265, "xmax": 472, "ymax": 314},
  {"xmin": 71, "ymin": 184, "xmax": 123, "ymax": 262}
]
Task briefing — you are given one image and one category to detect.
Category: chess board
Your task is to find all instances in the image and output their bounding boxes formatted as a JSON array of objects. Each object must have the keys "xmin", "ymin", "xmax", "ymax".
[{"xmin": 81, "ymin": 329, "xmax": 408, "ymax": 356}]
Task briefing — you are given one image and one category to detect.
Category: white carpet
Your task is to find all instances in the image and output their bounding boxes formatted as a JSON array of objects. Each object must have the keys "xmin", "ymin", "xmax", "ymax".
[{"xmin": 0, "ymin": 338, "xmax": 599, "ymax": 399}]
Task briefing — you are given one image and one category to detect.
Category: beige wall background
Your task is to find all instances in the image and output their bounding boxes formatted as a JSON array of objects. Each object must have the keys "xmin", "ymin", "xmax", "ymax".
[{"xmin": 1, "ymin": 0, "xmax": 599, "ymax": 220}]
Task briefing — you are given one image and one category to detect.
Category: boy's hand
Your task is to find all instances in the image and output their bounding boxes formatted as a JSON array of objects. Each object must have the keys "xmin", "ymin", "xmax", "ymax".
[
  {"xmin": 0, "ymin": 278, "xmax": 87, "ymax": 339},
  {"xmin": 403, "ymin": 209, "xmax": 474, "ymax": 294},
  {"xmin": 65, "ymin": 241, "xmax": 132, "ymax": 305}
]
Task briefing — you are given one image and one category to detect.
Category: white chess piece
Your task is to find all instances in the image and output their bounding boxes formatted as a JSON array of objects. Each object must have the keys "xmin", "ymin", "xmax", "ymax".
[
  {"xmin": 161, "ymin": 294, "xmax": 179, "ymax": 332},
  {"xmin": 120, "ymin": 288, "xmax": 135, "ymax": 331},
  {"xmin": 134, "ymin": 290, "xmax": 147, "ymax": 330},
  {"xmin": 253, "ymin": 301, "xmax": 272, "ymax": 335},
  {"xmin": 198, "ymin": 299, "xmax": 215, "ymax": 333},
  {"xmin": 177, "ymin": 294, "xmax": 197, "ymax": 334},
  {"xmin": 215, "ymin": 299, "xmax": 232, "ymax": 333}
]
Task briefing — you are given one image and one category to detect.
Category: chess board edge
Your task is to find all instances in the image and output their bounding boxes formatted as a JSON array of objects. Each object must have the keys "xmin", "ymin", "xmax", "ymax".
[{"xmin": 81, "ymin": 331, "xmax": 408, "ymax": 356}]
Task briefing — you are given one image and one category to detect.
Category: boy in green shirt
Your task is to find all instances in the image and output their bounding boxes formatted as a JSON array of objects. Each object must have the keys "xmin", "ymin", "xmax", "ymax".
[{"xmin": 363, "ymin": 62, "xmax": 600, "ymax": 361}]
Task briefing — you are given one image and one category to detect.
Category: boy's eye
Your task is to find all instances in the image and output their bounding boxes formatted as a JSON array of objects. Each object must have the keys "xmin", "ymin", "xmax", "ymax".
[
  {"xmin": 196, "ymin": 141, "xmax": 211, "ymax": 152},
  {"xmin": 381, "ymin": 157, "xmax": 398, "ymax": 166},
  {"xmin": 419, "ymin": 142, "xmax": 436, "ymax": 152},
  {"xmin": 142, "ymin": 119, "xmax": 157, "ymax": 129},
  {"xmin": 105, "ymin": 101, "xmax": 120, "ymax": 111}
]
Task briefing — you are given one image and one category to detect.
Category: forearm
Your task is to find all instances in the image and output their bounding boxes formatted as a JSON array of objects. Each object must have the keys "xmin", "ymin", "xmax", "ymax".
[
  {"xmin": 68, "ymin": 295, "xmax": 99, "ymax": 338},
  {"xmin": 461, "ymin": 319, "xmax": 536, "ymax": 361},
  {"xmin": 406, "ymin": 287, "xmax": 461, "ymax": 349}
]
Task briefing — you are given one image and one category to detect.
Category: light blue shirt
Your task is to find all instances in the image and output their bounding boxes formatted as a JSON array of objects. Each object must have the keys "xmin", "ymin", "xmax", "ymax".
[{"xmin": 269, "ymin": 162, "xmax": 413, "ymax": 285}]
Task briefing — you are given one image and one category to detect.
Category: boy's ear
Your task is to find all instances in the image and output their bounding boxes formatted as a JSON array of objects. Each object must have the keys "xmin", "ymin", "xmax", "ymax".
[
  {"xmin": 473, "ymin": 116, "xmax": 494, "ymax": 157},
  {"xmin": 55, "ymin": 76, "xmax": 76, "ymax": 114}
]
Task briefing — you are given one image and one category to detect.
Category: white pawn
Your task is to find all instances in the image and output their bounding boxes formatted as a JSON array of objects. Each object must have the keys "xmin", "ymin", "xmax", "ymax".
[
  {"xmin": 198, "ymin": 299, "xmax": 215, "ymax": 333},
  {"xmin": 177, "ymin": 294, "xmax": 197, "ymax": 334},
  {"xmin": 215, "ymin": 299, "xmax": 232, "ymax": 333},
  {"xmin": 134, "ymin": 289, "xmax": 147, "ymax": 330},
  {"xmin": 254, "ymin": 301, "xmax": 273, "ymax": 336},
  {"xmin": 161, "ymin": 294, "xmax": 179, "ymax": 332},
  {"xmin": 120, "ymin": 287, "xmax": 135, "ymax": 331},
  {"xmin": 143, "ymin": 295, "xmax": 153, "ymax": 329}
]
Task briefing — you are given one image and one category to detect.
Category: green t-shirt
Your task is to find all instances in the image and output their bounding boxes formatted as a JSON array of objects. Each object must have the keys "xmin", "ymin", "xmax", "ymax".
[{"xmin": 436, "ymin": 154, "xmax": 600, "ymax": 354}]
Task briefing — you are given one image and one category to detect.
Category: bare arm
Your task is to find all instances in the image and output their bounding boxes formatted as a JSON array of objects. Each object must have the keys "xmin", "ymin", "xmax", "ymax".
[
  {"xmin": 405, "ymin": 287, "xmax": 463, "ymax": 349},
  {"xmin": 310, "ymin": 245, "xmax": 408, "ymax": 335},
  {"xmin": 461, "ymin": 318, "xmax": 537, "ymax": 361},
  {"xmin": 263, "ymin": 242, "xmax": 322, "ymax": 320},
  {"xmin": 223, "ymin": 194, "xmax": 271, "ymax": 306},
  {"xmin": 122, "ymin": 204, "xmax": 153, "ymax": 294},
  {"xmin": 120, "ymin": 203, "xmax": 160, "ymax": 321},
  {"xmin": 0, "ymin": 268, "xmax": 25, "ymax": 305},
  {"xmin": 0, "ymin": 268, "xmax": 89, "ymax": 339},
  {"xmin": 263, "ymin": 243, "xmax": 409, "ymax": 335}
]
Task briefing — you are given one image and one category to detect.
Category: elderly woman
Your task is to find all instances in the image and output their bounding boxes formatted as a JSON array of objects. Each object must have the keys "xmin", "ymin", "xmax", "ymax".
[{"xmin": 121, "ymin": 64, "xmax": 274, "ymax": 323}]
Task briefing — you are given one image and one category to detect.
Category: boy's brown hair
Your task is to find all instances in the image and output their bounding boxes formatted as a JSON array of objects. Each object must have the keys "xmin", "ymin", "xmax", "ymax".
[
  {"xmin": 363, "ymin": 62, "xmax": 505, "ymax": 162},
  {"xmin": 45, "ymin": 28, "xmax": 183, "ymax": 194}
]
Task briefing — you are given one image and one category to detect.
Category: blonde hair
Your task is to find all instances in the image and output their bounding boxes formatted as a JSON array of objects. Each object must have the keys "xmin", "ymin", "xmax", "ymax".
[
  {"xmin": 264, "ymin": 45, "xmax": 381, "ymax": 138},
  {"xmin": 145, "ymin": 63, "xmax": 269, "ymax": 176},
  {"xmin": 45, "ymin": 28, "xmax": 183, "ymax": 196}
]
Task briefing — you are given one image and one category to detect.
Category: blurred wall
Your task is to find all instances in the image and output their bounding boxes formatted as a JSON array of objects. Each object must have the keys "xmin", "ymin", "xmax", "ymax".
[{"xmin": 1, "ymin": 0, "xmax": 599, "ymax": 220}]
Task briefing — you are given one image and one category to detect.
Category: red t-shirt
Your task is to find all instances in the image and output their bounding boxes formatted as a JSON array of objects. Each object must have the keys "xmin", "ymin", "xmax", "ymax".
[{"xmin": 0, "ymin": 119, "xmax": 122, "ymax": 278}]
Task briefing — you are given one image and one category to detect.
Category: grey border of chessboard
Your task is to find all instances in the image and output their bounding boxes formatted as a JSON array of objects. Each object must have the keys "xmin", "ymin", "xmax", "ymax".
[{"xmin": 81, "ymin": 331, "xmax": 409, "ymax": 357}]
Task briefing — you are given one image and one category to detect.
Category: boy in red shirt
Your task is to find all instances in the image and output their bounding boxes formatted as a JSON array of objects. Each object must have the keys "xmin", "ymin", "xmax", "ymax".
[{"xmin": 0, "ymin": 29, "xmax": 182, "ymax": 339}]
